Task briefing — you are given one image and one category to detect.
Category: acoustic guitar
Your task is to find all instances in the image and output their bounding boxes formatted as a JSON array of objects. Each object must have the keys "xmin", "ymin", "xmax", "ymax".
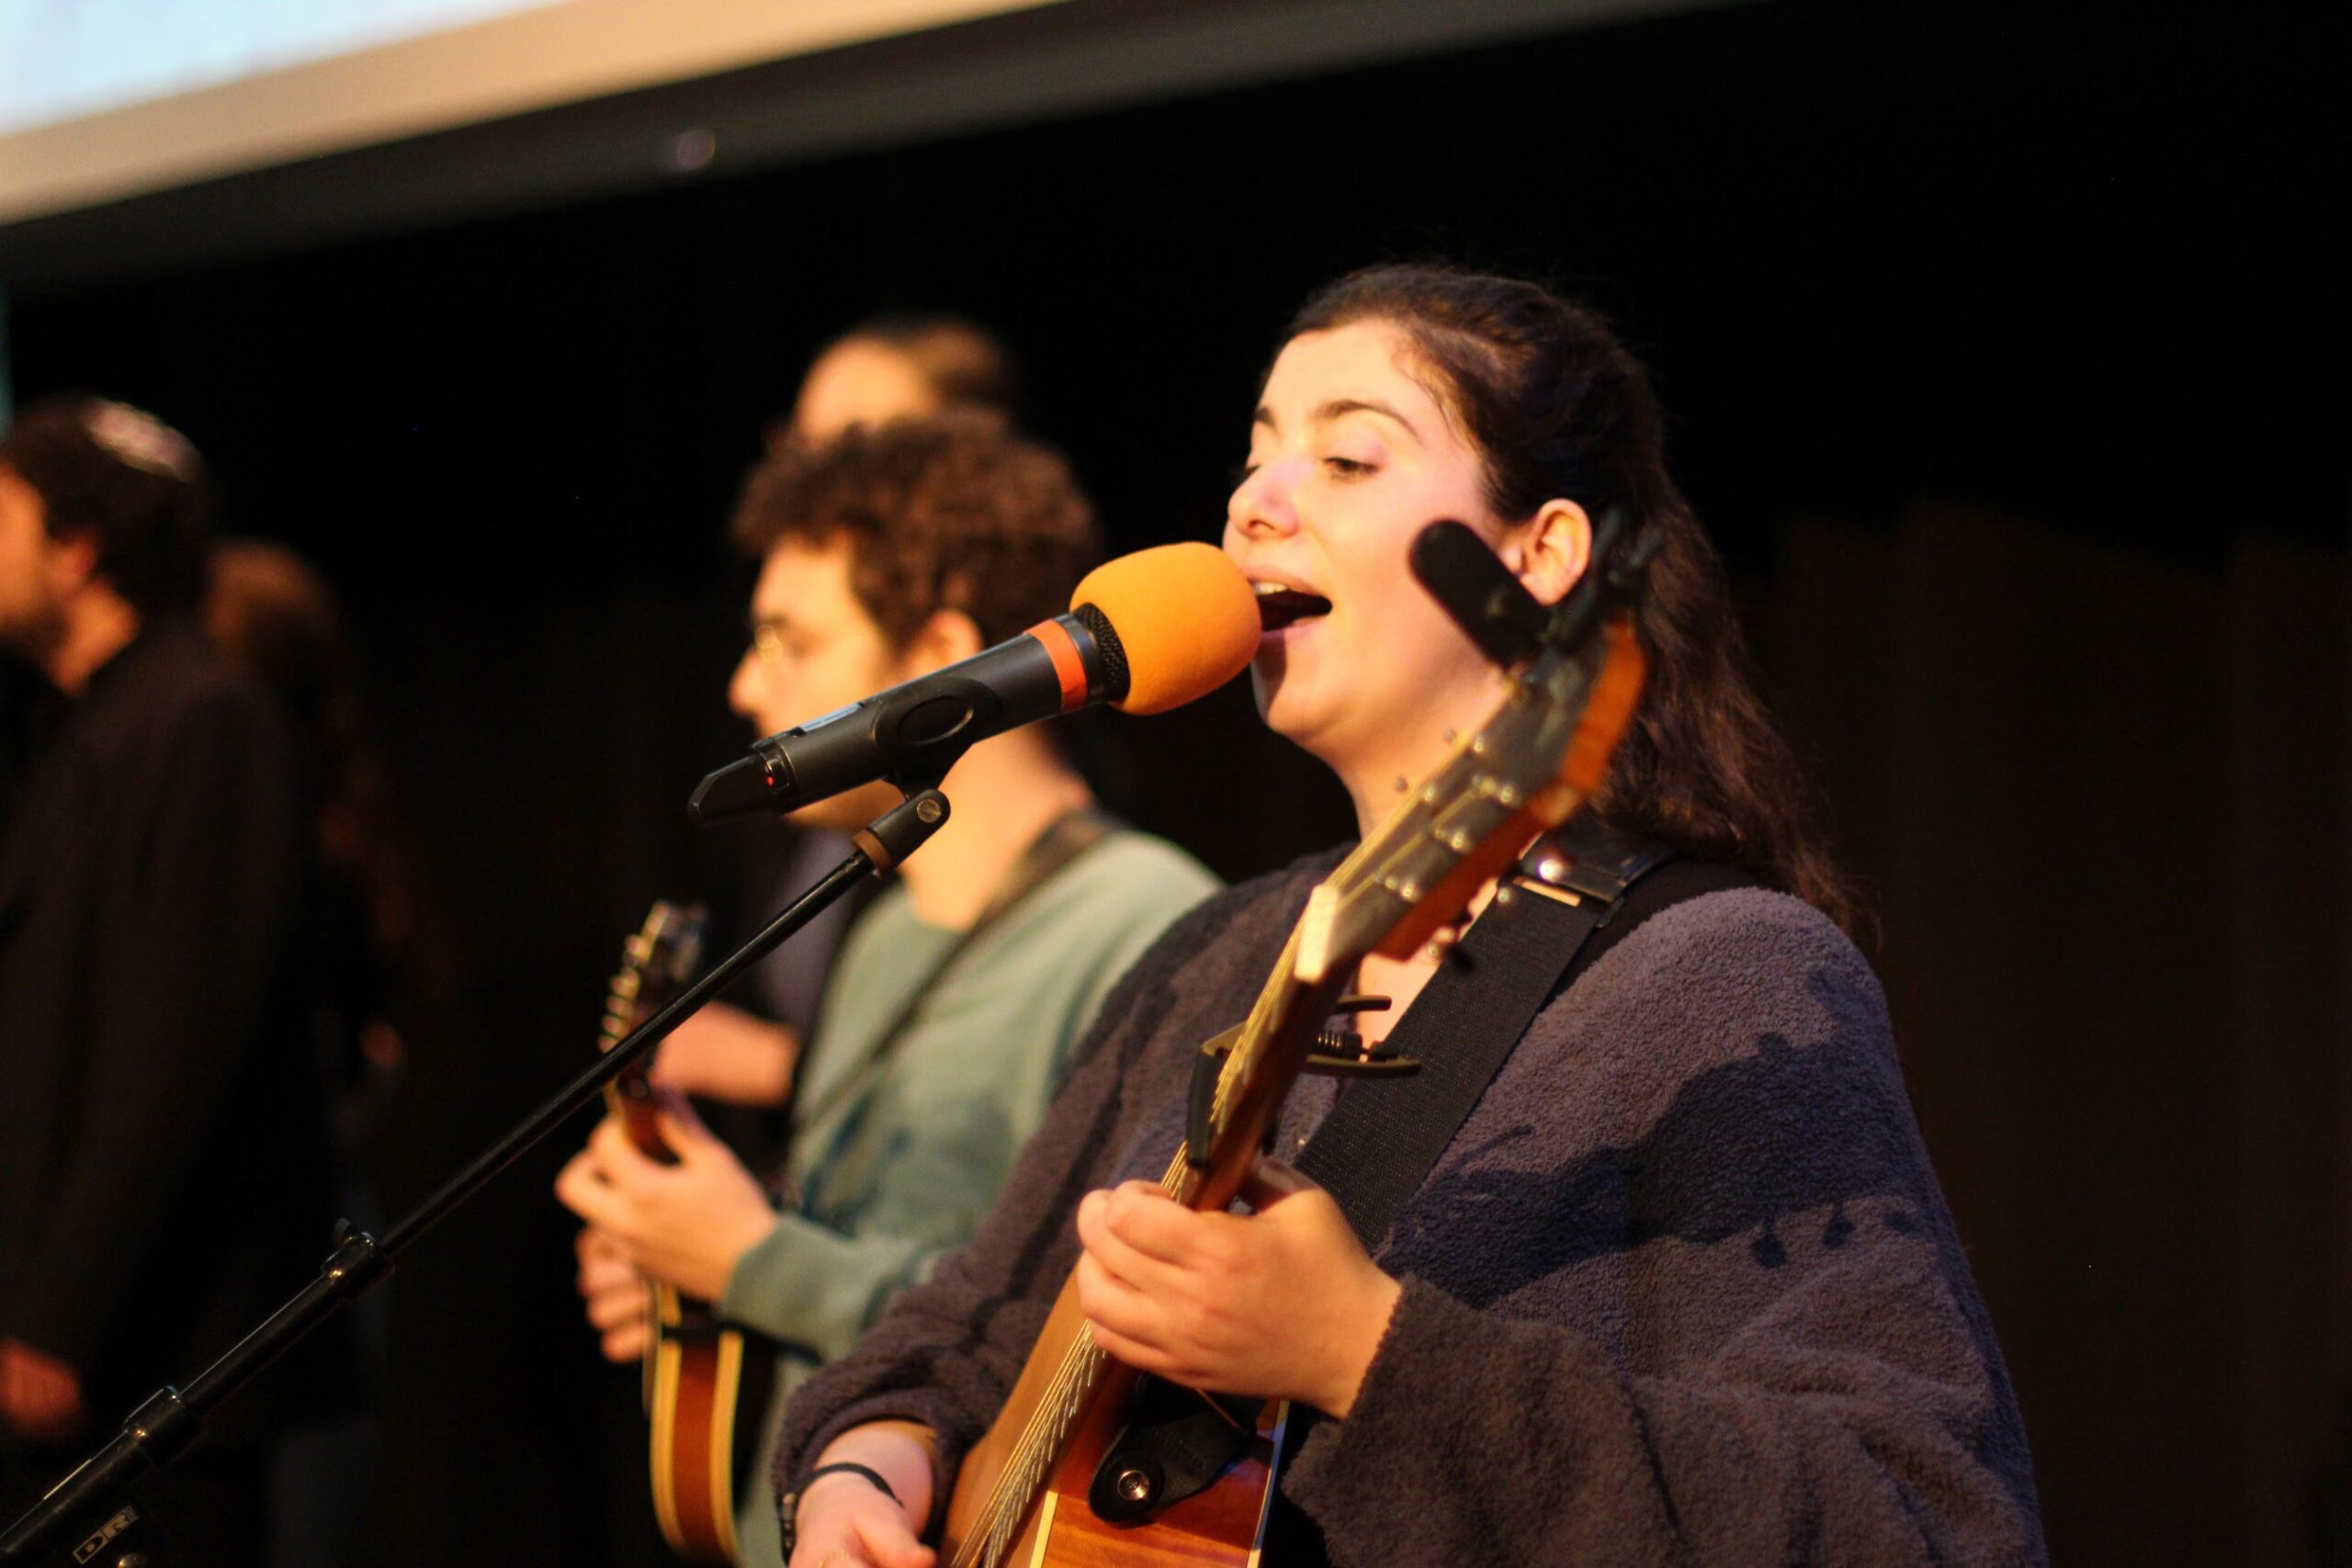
[
  {"xmin": 598, "ymin": 901, "xmax": 773, "ymax": 1562},
  {"xmin": 939, "ymin": 588, "xmax": 1650, "ymax": 1566}
]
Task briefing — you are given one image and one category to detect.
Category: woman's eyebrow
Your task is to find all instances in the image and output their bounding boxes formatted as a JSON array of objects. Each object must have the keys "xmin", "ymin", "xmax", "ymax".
[
  {"xmin": 1253, "ymin": 398, "xmax": 1424, "ymax": 444},
  {"xmin": 1314, "ymin": 398, "xmax": 1422, "ymax": 444}
]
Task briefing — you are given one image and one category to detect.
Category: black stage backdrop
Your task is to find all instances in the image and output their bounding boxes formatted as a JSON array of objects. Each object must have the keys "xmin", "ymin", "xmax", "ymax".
[{"xmin": 6, "ymin": 6, "xmax": 2343, "ymax": 1565}]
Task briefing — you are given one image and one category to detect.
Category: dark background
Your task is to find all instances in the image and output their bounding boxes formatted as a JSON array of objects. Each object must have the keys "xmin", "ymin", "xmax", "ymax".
[{"xmin": 5, "ymin": 4, "xmax": 2343, "ymax": 1563}]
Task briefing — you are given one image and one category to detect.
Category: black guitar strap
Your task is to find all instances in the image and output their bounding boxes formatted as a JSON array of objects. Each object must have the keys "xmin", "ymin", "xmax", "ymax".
[{"xmin": 1295, "ymin": 826, "xmax": 1741, "ymax": 1251}]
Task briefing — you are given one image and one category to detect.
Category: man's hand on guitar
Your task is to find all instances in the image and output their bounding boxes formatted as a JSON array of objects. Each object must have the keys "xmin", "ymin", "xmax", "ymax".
[
  {"xmin": 1073, "ymin": 1158, "xmax": 1403, "ymax": 1418},
  {"xmin": 648, "ymin": 1001, "xmax": 799, "ymax": 1108},
  {"xmin": 553, "ymin": 1095, "xmax": 777, "ymax": 1302},
  {"xmin": 572, "ymin": 1225, "xmax": 650, "ymax": 1362}
]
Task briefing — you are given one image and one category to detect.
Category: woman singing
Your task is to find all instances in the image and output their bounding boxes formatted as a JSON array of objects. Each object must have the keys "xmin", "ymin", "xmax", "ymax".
[{"xmin": 769, "ymin": 265, "xmax": 2045, "ymax": 1568}]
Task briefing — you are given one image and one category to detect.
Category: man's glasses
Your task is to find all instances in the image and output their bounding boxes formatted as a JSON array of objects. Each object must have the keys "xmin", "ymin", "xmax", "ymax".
[{"xmin": 747, "ymin": 615, "xmax": 790, "ymax": 665}]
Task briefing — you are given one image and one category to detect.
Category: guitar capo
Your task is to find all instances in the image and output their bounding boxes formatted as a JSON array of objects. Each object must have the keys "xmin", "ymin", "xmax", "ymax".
[{"xmin": 1408, "ymin": 507, "xmax": 1661, "ymax": 670}]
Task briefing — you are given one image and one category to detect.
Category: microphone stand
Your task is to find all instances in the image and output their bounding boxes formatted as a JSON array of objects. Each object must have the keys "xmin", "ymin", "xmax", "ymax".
[{"xmin": 0, "ymin": 786, "xmax": 954, "ymax": 1568}]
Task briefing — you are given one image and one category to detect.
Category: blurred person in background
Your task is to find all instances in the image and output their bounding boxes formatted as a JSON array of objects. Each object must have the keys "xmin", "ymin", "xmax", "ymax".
[
  {"xmin": 769, "ymin": 315, "xmax": 1023, "ymax": 456},
  {"xmin": 0, "ymin": 646, "xmax": 51, "ymax": 830},
  {"xmin": 206, "ymin": 540, "xmax": 412, "ymax": 1139},
  {"xmin": 206, "ymin": 538, "xmax": 413, "ymax": 1568},
  {"xmin": 0, "ymin": 397, "xmax": 340, "ymax": 1563}
]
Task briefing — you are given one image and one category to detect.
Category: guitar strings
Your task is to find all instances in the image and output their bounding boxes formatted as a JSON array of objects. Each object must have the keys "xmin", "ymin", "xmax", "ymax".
[{"xmin": 953, "ymin": 1144, "xmax": 1194, "ymax": 1568}]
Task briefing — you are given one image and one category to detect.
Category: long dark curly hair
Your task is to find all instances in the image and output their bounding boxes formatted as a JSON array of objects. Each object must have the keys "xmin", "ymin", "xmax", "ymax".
[{"xmin": 1284, "ymin": 265, "xmax": 1864, "ymax": 934}]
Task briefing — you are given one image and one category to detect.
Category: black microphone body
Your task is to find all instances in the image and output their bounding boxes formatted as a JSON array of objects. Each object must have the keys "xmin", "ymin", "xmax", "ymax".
[{"xmin": 688, "ymin": 606, "xmax": 1122, "ymax": 823}]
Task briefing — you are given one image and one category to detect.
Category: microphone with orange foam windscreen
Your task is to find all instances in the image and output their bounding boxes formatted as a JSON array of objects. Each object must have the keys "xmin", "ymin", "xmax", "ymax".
[{"xmin": 687, "ymin": 542, "xmax": 1261, "ymax": 823}]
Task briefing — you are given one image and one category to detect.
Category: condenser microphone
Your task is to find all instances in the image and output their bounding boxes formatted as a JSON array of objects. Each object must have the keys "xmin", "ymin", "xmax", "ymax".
[{"xmin": 687, "ymin": 542, "xmax": 1259, "ymax": 824}]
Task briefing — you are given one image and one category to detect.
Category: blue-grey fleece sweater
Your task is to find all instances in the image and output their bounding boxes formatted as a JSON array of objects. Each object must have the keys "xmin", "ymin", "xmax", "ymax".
[{"xmin": 776, "ymin": 852, "xmax": 2046, "ymax": 1566}]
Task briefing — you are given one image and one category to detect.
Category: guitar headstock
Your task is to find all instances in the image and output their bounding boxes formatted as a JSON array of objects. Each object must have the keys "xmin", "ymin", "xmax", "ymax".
[
  {"xmin": 601, "ymin": 900, "xmax": 710, "ymax": 1053},
  {"xmin": 1298, "ymin": 614, "xmax": 1645, "ymax": 982},
  {"xmin": 599, "ymin": 900, "xmax": 710, "ymax": 1158}
]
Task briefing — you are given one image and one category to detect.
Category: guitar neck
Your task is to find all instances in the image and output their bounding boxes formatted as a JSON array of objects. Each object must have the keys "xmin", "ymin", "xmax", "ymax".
[
  {"xmin": 599, "ymin": 905, "xmax": 707, "ymax": 1163},
  {"xmin": 602, "ymin": 1069, "xmax": 673, "ymax": 1162}
]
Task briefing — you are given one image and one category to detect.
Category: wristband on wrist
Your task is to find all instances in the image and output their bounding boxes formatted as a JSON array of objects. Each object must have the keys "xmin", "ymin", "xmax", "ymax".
[{"xmin": 778, "ymin": 1461, "xmax": 904, "ymax": 1559}]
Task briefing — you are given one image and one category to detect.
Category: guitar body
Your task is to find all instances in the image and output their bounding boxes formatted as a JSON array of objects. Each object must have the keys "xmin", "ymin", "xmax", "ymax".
[
  {"xmin": 600, "ymin": 903, "xmax": 776, "ymax": 1563},
  {"xmin": 944, "ymin": 1280, "xmax": 1284, "ymax": 1568},
  {"xmin": 645, "ymin": 1275, "xmax": 770, "ymax": 1561},
  {"xmin": 1022, "ymin": 1412, "xmax": 1283, "ymax": 1568}
]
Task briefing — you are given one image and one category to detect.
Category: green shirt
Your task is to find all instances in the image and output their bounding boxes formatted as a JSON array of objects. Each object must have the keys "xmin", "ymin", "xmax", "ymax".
[{"xmin": 721, "ymin": 829, "xmax": 1217, "ymax": 1564}]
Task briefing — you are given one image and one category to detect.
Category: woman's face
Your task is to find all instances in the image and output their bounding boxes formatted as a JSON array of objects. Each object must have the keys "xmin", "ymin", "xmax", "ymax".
[{"xmin": 1223, "ymin": 321, "xmax": 1518, "ymax": 811}]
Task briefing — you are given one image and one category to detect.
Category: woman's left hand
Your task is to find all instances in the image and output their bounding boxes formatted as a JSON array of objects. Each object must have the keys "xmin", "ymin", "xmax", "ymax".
[{"xmin": 1073, "ymin": 1158, "xmax": 1401, "ymax": 1417}]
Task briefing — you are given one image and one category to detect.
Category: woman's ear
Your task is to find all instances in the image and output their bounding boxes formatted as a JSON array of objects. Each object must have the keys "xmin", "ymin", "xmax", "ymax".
[
  {"xmin": 897, "ymin": 605, "xmax": 986, "ymax": 679},
  {"xmin": 1507, "ymin": 499, "xmax": 1592, "ymax": 607}
]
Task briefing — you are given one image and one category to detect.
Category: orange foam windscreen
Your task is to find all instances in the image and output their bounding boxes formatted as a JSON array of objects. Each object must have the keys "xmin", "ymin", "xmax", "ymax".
[{"xmin": 1071, "ymin": 542, "xmax": 1261, "ymax": 715}]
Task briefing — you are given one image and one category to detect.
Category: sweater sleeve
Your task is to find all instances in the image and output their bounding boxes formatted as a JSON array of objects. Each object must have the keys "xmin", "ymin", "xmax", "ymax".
[
  {"xmin": 721, "ymin": 1188, "xmax": 975, "ymax": 1363},
  {"xmin": 724, "ymin": 837, "xmax": 1220, "ymax": 1366},
  {"xmin": 1281, "ymin": 891, "xmax": 2044, "ymax": 1567}
]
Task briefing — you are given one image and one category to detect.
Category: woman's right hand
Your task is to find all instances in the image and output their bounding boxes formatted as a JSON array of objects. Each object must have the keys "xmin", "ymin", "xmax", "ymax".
[
  {"xmin": 787, "ymin": 1470, "xmax": 933, "ymax": 1568},
  {"xmin": 788, "ymin": 1421, "xmax": 938, "ymax": 1568}
]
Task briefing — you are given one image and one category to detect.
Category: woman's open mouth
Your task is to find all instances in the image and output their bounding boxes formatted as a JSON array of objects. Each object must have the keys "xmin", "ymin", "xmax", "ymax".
[{"xmin": 1253, "ymin": 581, "xmax": 1333, "ymax": 633}]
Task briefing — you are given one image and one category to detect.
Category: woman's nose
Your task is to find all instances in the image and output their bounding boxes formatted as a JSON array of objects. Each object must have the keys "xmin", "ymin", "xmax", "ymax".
[{"xmin": 1227, "ymin": 460, "xmax": 1299, "ymax": 539}]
